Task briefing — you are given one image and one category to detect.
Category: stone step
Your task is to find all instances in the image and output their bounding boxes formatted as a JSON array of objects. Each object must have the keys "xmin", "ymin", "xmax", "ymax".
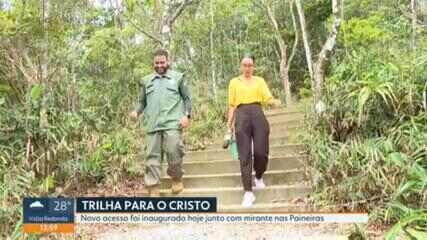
[
  {"xmin": 218, "ymin": 202, "xmax": 310, "ymax": 213},
  {"xmin": 211, "ymin": 124, "xmax": 299, "ymax": 143},
  {"xmin": 269, "ymin": 131, "xmax": 298, "ymax": 142},
  {"xmin": 206, "ymin": 136, "xmax": 291, "ymax": 151},
  {"xmin": 269, "ymin": 121, "xmax": 303, "ymax": 132},
  {"xmin": 160, "ymin": 169, "xmax": 305, "ymax": 189},
  {"xmin": 161, "ymin": 156, "xmax": 304, "ymax": 175},
  {"xmin": 185, "ymin": 144, "xmax": 305, "ymax": 162},
  {"xmin": 158, "ymin": 184, "xmax": 311, "ymax": 205},
  {"xmin": 267, "ymin": 113, "xmax": 305, "ymax": 124},
  {"xmin": 264, "ymin": 108, "xmax": 301, "ymax": 117},
  {"xmin": 203, "ymin": 123, "xmax": 303, "ymax": 151}
]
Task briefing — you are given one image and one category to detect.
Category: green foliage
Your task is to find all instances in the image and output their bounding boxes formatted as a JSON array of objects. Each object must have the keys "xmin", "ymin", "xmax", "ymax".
[
  {"xmin": 299, "ymin": 87, "xmax": 312, "ymax": 99},
  {"xmin": 384, "ymin": 211, "xmax": 427, "ymax": 240},
  {"xmin": 341, "ymin": 14, "xmax": 390, "ymax": 47},
  {"xmin": 0, "ymin": 10, "xmax": 16, "ymax": 35},
  {"xmin": 0, "ymin": 84, "xmax": 12, "ymax": 97},
  {"xmin": 304, "ymin": 2, "xmax": 427, "ymax": 233},
  {"xmin": 0, "ymin": 1, "xmax": 149, "ymax": 237},
  {"xmin": 30, "ymin": 84, "xmax": 43, "ymax": 102},
  {"xmin": 306, "ymin": 115, "xmax": 426, "ymax": 221},
  {"xmin": 185, "ymin": 91, "xmax": 228, "ymax": 150}
]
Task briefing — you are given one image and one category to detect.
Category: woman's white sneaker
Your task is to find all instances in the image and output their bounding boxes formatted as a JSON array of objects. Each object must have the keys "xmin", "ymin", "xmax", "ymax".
[
  {"xmin": 254, "ymin": 178, "xmax": 266, "ymax": 189},
  {"xmin": 241, "ymin": 191, "xmax": 255, "ymax": 208}
]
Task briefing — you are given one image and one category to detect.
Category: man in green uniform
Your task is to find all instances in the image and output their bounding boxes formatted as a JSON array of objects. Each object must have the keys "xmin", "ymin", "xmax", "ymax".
[{"xmin": 130, "ymin": 49, "xmax": 192, "ymax": 197}]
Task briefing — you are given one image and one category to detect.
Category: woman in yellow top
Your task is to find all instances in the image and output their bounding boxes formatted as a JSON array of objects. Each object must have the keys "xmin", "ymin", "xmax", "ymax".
[{"xmin": 227, "ymin": 54, "xmax": 280, "ymax": 208}]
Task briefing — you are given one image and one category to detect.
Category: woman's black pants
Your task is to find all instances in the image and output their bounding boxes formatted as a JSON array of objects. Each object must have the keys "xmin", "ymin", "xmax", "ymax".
[{"xmin": 234, "ymin": 103, "xmax": 270, "ymax": 191}]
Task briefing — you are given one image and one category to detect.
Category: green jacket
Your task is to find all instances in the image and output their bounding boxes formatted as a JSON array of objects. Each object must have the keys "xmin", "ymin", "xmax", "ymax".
[{"xmin": 135, "ymin": 70, "xmax": 192, "ymax": 133}]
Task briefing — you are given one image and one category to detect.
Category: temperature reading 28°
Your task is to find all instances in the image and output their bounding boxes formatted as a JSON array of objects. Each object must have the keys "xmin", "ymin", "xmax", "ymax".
[{"xmin": 54, "ymin": 200, "xmax": 71, "ymax": 212}]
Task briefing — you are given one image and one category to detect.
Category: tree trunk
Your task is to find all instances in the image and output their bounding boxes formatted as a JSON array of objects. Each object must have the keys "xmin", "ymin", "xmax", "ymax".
[
  {"xmin": 160, "ymin": 3, "xmax": 173, "ymax": 51},
  {"xmin": 209, "ymin": 0, "xmax": 217, "ymax": 101},
  {"xmin": 280, "ymin": 52, "xmax": 291, "ymax": 105},
  {"xmin": 288, "ymin": 0, "xmax": 299, "ymax": 68},
  {"xmin": 40, "ymin": 0, "xmax": 49, "ymax": 129},
  {"xmin": 114, "ymin": 0, "xmax": 124, "ymax": 29},
  {"xmin": 154, "ymin": 0, "xmax": 163, "ymax": 34},
  {"xmin": 159, "ymin": 0, "xmax": 197, "ymax": 52},
  {"xmin": 313, "ymin": 0, "xmax": 341, "ymax": 112},
  {"xmin": 417, "ymin": 0, "xmax": 427, "ymax": 24},
  {"xmin": 40, "ymin": 0, "xmax": 50, "ymax": 178},
  {"xmin": 410, "ymin": 0, "xmax": 418, "ymax": 109},
  {"xmin": 70, "ymin": 64, "xmax": 78, "ymax": 112},
  {"xmin": 411, "ymin": 0, "xmax": 417, "ymax": 51},
  {"xmin": 265, "ymin": 2, "xmax": 292, "ymax": 105},
  {"xmin": 295, "ymin": 0, "xmax": 314, "ymax": 82}
]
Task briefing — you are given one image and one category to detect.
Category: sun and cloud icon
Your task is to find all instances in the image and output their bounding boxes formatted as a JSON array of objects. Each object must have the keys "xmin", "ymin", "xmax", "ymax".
[{"xmin": 29, "ymin": 201, "xmax": 44, "ymax": 208}]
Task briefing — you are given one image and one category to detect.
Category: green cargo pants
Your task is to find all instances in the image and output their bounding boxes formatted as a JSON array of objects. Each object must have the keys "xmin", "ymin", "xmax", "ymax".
[{"xmin": 144, "ymin": 129, "xmax": 184, "ymax": 187}]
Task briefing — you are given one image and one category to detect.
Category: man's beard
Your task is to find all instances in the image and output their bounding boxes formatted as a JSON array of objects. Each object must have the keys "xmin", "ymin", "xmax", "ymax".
[{"xmin": 155, "ymin": 65, "xmax": 169, "ymax": 75}]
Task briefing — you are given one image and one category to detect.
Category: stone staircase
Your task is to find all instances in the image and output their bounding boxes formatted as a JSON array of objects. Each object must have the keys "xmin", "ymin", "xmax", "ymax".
[
  {"xmin": 82, "ymin": 105, "xmax": 355, "ymax": 239},
  {"xmin": 159, "ymin": 106, "xmax": 311, "ymax": 212}
]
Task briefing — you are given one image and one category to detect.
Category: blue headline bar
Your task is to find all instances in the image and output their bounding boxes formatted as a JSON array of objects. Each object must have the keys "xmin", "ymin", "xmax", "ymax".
[{"xmin": 76, "ymin": 197, "xmax": 217, "ymax": 213}]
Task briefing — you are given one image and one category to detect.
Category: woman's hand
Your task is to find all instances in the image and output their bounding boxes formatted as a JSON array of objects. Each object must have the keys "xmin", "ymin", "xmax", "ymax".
[
  {"xmin": 227, "ymin": 122, "xmax": 235, "ymax": 134},
  {"xmin": 227, "ymin": 106, "xmax": 236, "ymax": 133},
  {"xmin": 270, "ymin": 98, "xmax": 282, "ymax": 108}
]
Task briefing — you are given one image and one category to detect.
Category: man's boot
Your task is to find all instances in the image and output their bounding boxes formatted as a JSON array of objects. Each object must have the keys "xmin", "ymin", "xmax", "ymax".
[
  {"xmin": 171, "ymin": 178, "xmax": 184, "ymax": 194},
  {"xmin": 147, "ymin": 185, "xmax": 160, "ymax": 197}
]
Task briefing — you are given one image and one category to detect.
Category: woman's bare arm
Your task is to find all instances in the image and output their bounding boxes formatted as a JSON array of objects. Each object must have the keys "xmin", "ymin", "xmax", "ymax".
[{"xmin": 227, "ymin": 106, "xmax": 236, "ymax": 132}]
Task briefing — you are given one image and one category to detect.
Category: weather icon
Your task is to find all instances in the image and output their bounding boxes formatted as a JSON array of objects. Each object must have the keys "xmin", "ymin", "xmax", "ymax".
[{"xmin": 29, "ymin": 201, "xmax": 44, "ymax": 208}]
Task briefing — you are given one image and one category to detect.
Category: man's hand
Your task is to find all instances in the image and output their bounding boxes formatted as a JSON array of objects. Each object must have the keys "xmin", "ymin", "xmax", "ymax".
[
  {"xmin": 180, "ymin": 116, "xmax": 190, "ymax": 129},
  {"xmin": 130, "ymin": 111, "xmax": 139, "ymax": 121}
]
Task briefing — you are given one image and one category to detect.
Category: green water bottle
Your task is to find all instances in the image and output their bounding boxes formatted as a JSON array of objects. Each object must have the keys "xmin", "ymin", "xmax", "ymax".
[{"xmin": 230, "ymin": 135, "xmax": 238, "ymax": 160}]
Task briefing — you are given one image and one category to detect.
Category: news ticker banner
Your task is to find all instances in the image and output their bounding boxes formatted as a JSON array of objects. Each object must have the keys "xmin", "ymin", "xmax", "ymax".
[
  {"xmin": 23, "ymin": 197, "xmax": 368, "ymax": 234},
  {"xmin": 23, "ymin": 197, "xmax": 216, "ymax": 234}
]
